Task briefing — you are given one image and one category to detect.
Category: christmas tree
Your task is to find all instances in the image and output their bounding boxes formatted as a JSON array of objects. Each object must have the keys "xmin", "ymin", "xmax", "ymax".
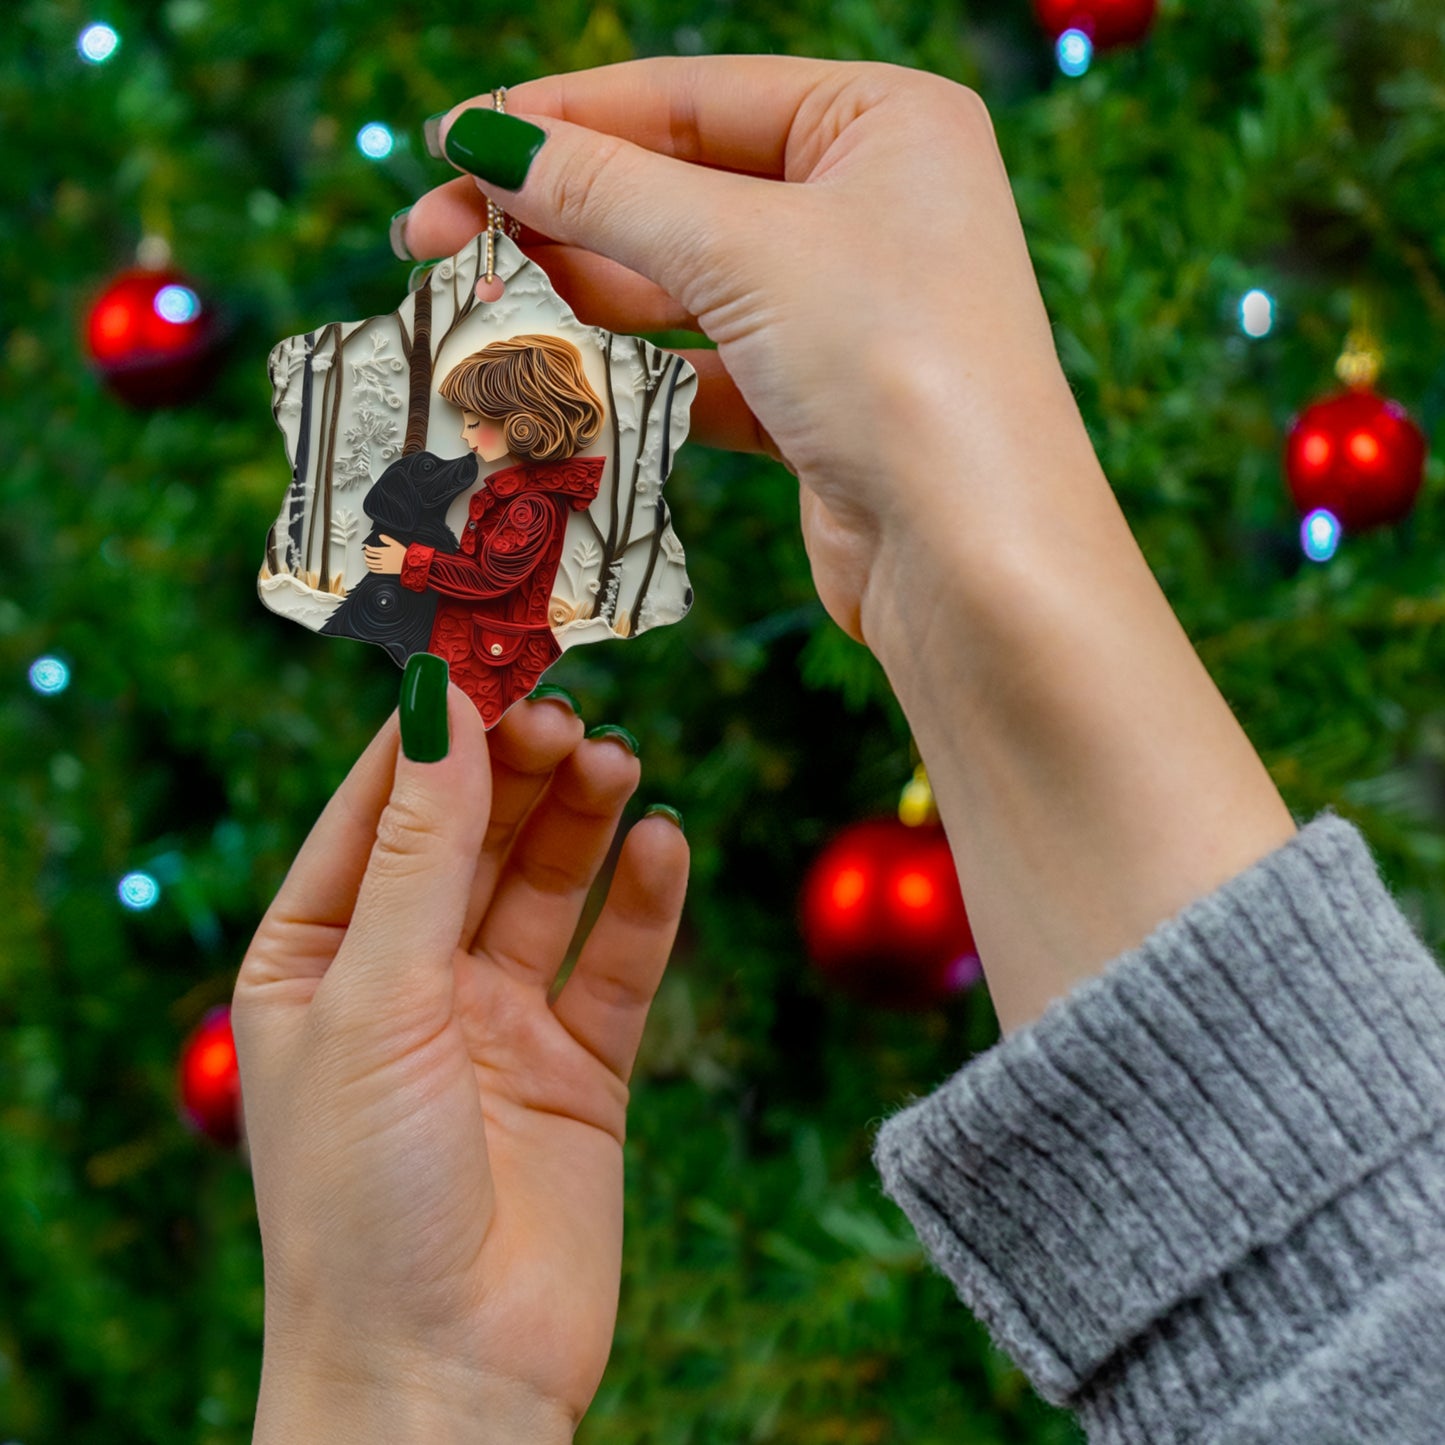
[{"xmin": 3, "ymin": 1, "xmax": 1444, "ymax": 1440}]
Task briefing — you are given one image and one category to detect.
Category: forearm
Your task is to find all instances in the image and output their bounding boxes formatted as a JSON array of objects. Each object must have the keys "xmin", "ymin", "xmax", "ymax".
[{"xmin": 859, "ymin": 380, "xmax": 1296, "ymax": 1035}]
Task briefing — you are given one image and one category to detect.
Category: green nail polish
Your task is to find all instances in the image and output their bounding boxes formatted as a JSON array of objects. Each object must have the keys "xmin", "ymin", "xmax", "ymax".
[
  {"xmin": 423, "ymin": 111, "xmax": 447, "ymax": 160},
  {"xmin": 407, "ymin": 259, "xmax": 443, "ymax": 293},
  {"xmin": 443, "ymin": 107, "xmax": 546, "ymax": 191},
  {"xmin": 644, "ymin": 803, "xmax": 684, "ymax": 834},
  {"xmin": 400, "ymin": 653, "xmax": 450, "ymax": 762},
  {"xmin": 389, "ymin": 206, "xmax": 412, "ymax": 262},
  {"xmin": 527, "ymin": 683, "xmax": 582, "ymax": 716},
  {"xmin": 586, "ymin": 723, "xmax": 639, "ymax": 756}
]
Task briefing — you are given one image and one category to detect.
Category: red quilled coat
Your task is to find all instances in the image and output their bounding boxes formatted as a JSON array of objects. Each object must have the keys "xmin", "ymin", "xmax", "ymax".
[{"xmin": 400, "ymin": 455, "xmax": 604, "ymax": 726}]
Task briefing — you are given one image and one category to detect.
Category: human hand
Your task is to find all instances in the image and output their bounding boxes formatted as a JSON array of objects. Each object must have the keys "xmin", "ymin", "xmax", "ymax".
[
  {"xmin": 399, "ymin": 58, "xmax": 1301, "ymax": 1054},
  {"xmin": 362, "ymin": 534, "xmax": 407, "ymax": 574},
  {"xmin": 401, "ymin": 57, "xmax": 1099, "ymax": 644},
  {"xmin": 232, "ymin": 685, "xmax": 688, "ymax": 1442}
]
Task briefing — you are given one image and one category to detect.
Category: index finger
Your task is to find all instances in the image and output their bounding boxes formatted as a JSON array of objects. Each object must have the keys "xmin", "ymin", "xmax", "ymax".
[{"xmin": 443, "ymin": 54, "xmax": 853, "ymax": 180}]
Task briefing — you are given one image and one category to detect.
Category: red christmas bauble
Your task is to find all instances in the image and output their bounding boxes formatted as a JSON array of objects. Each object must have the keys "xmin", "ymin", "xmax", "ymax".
[
  {"xmin": 85, "ymin": 267, "xmax": 222, "ymax": 407},
  {"xmin": 178, "ymin": 1005, "xmax": 242, "ymax": 1147},
  {"xmin": 1034, "ymin": 0, "xmax": 1157, "ymax": 49},
  {"xmin": 799, "ymin": 818, "xmax": 981, "ymax": 1011},
  {"xmin": 1284, "ymin": 387, "xmax": 1427, "ymax": 533}
]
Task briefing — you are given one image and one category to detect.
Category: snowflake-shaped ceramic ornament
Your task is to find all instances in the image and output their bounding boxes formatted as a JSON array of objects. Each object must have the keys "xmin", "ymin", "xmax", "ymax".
[{"xmin": 260, "ymin": 233, "xmax": 696, "ymax": 727}]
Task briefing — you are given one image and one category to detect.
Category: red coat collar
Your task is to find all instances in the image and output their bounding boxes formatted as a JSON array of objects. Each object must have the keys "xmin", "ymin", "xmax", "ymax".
[{"xmin": 482, "ymin": 455, "xmax": 605, "ymax": 503}]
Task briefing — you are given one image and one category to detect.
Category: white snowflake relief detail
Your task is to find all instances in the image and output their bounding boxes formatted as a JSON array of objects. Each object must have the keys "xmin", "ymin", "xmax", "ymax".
[
  {"xmin": 335, "ymin": 408, "xmax": 401, "ymax": 489},
  {"xmin": 350, "ymin": 331, "xmax": 406, "ymax": 411}
]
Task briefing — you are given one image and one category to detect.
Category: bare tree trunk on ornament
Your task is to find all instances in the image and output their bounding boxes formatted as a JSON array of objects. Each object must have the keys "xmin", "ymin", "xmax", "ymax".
[
  {"xmin": 600, "ymin": 333, "xmax": 623, "ymax": 573},
  {"xmin": 627, "ymin": 497, "xmax": 669, "ymax": 633},
  {"xmin": 304, "ymin": 322, "xmax": 340, "ymax": 586},
  {"xmin": 599, "ymin": 343, "xmax": 674, "ymax": 624},
  {"xmin": 317, "ymin": 326, "xmax": 347, "ymax": 592},
  {"xmin": 400, "ymin": 282, "xmax": 433, "ymax": 456},
  {"xmin": 620, "ymin": 352, "xmax": 686, "ymax": 631},
  {"xmin": 267, "ymin": 331, "xmax": 316, "ymax": 575},
  {"xmin": 396, "ymin": 239, "xmax": 489, "ymax": 458}
]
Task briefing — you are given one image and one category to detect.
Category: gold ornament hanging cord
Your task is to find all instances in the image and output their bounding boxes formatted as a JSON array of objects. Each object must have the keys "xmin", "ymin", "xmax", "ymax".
[{"xmin": 484, "ymin": 88, "xmax": 523, "ymax": 284}]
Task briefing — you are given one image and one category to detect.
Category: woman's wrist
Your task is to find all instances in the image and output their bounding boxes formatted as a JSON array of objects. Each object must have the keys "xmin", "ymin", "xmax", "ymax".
[
  {"xmin": 253, "ymin": 1344, "xmax": 575, "ymax": 1445},
  {"xmin": 859, "ymin": 404, "xmax": 1296, "ymax": 1035}
]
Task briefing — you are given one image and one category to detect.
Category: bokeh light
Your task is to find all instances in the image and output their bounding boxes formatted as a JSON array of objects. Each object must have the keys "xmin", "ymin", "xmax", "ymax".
[
  {"xmin": 356, "ymin": 122, "xmax": 395, "ymax": 159},
  {"xmin": 118, "ymin": 871, "xmax": 161, "ymax": 910},
  {"xmin": 1301, "ymin": 508, "xmax": 1342, "ymax": 563},
  {"xmin": 28, "ymin": 656, "xmax": 71, "ymax": 695},
  {"xmin": 830, "ymin": 865, "xmax": 867, "ymax": 911},
  {"xmin": 895, "ymin": 870, "xmax": 936, "ymax": 911},
  {"xmin": 78, "ymin": 22, "xmax": 120, "ymax": 64},
  {"xmin": 1348, "ymin": 430, "xmax": 1381, "ymax": 466},
  {"xmin": 1240, "ymin": 288, "xmax": 1274, "ymax": 337},
  {"xmin": 154, "ymin": 284, "xmax": 201, "ymax": 324},
  {"xmin": 1057, "ymin": 29, "xmax": 1093, "ymax": 76}
]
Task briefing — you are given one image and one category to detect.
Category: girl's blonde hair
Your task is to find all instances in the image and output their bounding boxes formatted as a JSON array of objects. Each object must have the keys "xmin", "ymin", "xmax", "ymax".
[{"xmin": 438, "ymin": 334, "xmax": 605, "ymax": 464}]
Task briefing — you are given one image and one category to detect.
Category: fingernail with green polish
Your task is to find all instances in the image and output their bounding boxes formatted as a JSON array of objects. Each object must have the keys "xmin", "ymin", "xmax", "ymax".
[
  {"xmin": 443, "ymin": 107, "xmax": 547, "ymax": 191},
  {"xmin": 586, "ymin": 723, "xmax": 639, "ymax": 756},
  {"xmin": 423, "ymin": 111, "xmax": 447, "ymax": 160},
  {"xmin": 389, "ymin": 206, "xmax": 413, "ymax": 262},
  {"xmin": 400, "ymin": 653, "xmax": 450, "ymax": 762},
  {"xmin": 644, "ymin": 803, "xmax": 684, "ymax": 834},
  {"xmin": 407, "ymin": 259, "xmax": 443, "ymax": 293},
  {"xmin": 527, "ymin": 683, "xmax": 582, "ymax": 716}
]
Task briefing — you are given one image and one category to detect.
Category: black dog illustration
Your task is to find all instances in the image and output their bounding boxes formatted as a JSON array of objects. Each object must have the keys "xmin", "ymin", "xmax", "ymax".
[{"xmin": 321, "ymin": 450, "xmax": 480, "ymax": 666}]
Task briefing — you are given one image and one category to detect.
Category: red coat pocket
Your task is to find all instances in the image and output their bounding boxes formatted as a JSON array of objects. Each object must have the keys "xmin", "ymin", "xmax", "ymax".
[{"xmin": 469, "ymin": 615, "xmax": 548, "ymax": 667}]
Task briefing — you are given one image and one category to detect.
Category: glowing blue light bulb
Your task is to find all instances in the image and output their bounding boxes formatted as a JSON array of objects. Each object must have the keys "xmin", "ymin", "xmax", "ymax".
[
  {"xmin": 154, "ymin": 284, "xmax": 201, "ymax": 324},
  {"xmin": 1057, "ymin": 29, "xmax": 1093, "ymax": 77},
  {"xmin": 28, "ymin": 657, "xmax": 70, "ymax": 695},
  {"xmin": 1301, "ymin": 508, "xmax": 1341, "ymax": 563},
  {"xmin": 78, "ymin": 22, "xmax": 120, "ymax": 64},
  {"xmin": 118, "ymin": 871, "xmax": 161, "ymax": 910},
  {"xmin": 1240, "ymin": 289, "xmax": 1275, "ymax": 338},
  {"xmin": 357, "ymin": 123, "xmax": 395, "ymax": 160}
]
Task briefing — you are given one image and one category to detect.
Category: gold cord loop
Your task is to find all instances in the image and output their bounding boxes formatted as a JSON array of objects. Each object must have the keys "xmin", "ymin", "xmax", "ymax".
[{"xmin": 484, "ymin": 87, "xmax": 522, "ymax": 283}]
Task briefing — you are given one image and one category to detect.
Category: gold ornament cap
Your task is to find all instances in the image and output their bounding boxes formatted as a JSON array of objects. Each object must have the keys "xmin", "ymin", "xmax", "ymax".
[
  {"xmin": 898, "ymin": 764, "xmax": 939, "ymax": 827},
  {"xmin": 1335, "ymin": 329, "xmax": 1383, "ymax": 390}
]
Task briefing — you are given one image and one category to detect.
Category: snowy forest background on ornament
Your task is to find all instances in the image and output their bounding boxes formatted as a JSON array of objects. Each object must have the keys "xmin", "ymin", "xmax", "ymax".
[{"xmin": 260, "ymin": 234, "xmax": 695, "ymax": 656}]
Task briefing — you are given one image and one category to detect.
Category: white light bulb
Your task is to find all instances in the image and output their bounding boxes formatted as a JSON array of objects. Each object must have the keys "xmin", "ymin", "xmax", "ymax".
[
  {"xmin": 1301, "ymin": 508, "xmax": 1341, "ymax": 563},
  {"xmin": 357, "ymin": 123, "xmax": 395, "ymax": 160},
  {"xmin": 28, "ymin": 657, "xmax": 71, "ymax": 695},
  {"xmin": 1057, "ymin": 29, "xmax": 1093, "ymax": 77},
  {"xmin": 78, "ymin": 23, "xmax": 120, "ymax": 64},
  {"xmin": 1240, "ymin": 289, "xmax": 1275, "ymax": 338},
  {"xmin": 118, "ymin": 871, "xmax": 161, "ymax": 910},
  {"xmin": 154, "ymin": 284, "xmax": 201, "ymax": 324}
]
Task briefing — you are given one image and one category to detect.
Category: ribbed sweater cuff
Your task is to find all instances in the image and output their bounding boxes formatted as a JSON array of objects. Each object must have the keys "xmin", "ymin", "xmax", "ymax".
[{"xmin": 871, "ymin": 811, "xmax": 1445, "ymax": 1416}]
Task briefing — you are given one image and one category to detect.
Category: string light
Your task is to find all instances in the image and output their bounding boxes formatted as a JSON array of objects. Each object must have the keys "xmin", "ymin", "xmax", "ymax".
[
  {"xmin": 29, "ymin": 657, "xmax": 71, "ymax": 695},
  {"xmin": 1057, "ymin": 29, "xmax": 1093, "ymax": 76},
  {"xmin": 1301, "ymin": 508, "xmax": 1341, "ymax": 563},
  {"xmin": 118, "ymin": 872, "xmax": 161, "ymax": 910},
  {"xmin": 1240, "ymin": 289, "xmax": 1274, "ymax": 338},
  {"xmin": 78, "ymin": 22, "xmax": 120, "ymax": 64},
  {"xmin": 356, "ymin": 122, "xmax": 395, "ymax": 159},
  {"xmin": 153, "ymin": 284, "xmax": 201, "ymax": 324}
]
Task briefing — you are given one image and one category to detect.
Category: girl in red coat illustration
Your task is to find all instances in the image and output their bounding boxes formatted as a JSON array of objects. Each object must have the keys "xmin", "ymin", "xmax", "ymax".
[{"xmin": 363, "ymin": 334, "xmax": 605, "ymax": 726}]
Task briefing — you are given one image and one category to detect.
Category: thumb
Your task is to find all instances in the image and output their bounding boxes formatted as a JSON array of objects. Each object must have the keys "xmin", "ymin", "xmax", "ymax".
[
  {"xmin": 325, "ymin": 659, "xmax": 490, "ymax": 1025},
  {"xmin": 442, "ymin": 105, "xmax": 761, "ymax": 319}
]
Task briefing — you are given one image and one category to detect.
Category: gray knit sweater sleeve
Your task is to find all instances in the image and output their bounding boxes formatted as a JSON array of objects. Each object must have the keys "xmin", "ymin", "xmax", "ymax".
[{"xmin": 870, "ymin": 811, "xmax": 1445, "ymax": 1443}]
